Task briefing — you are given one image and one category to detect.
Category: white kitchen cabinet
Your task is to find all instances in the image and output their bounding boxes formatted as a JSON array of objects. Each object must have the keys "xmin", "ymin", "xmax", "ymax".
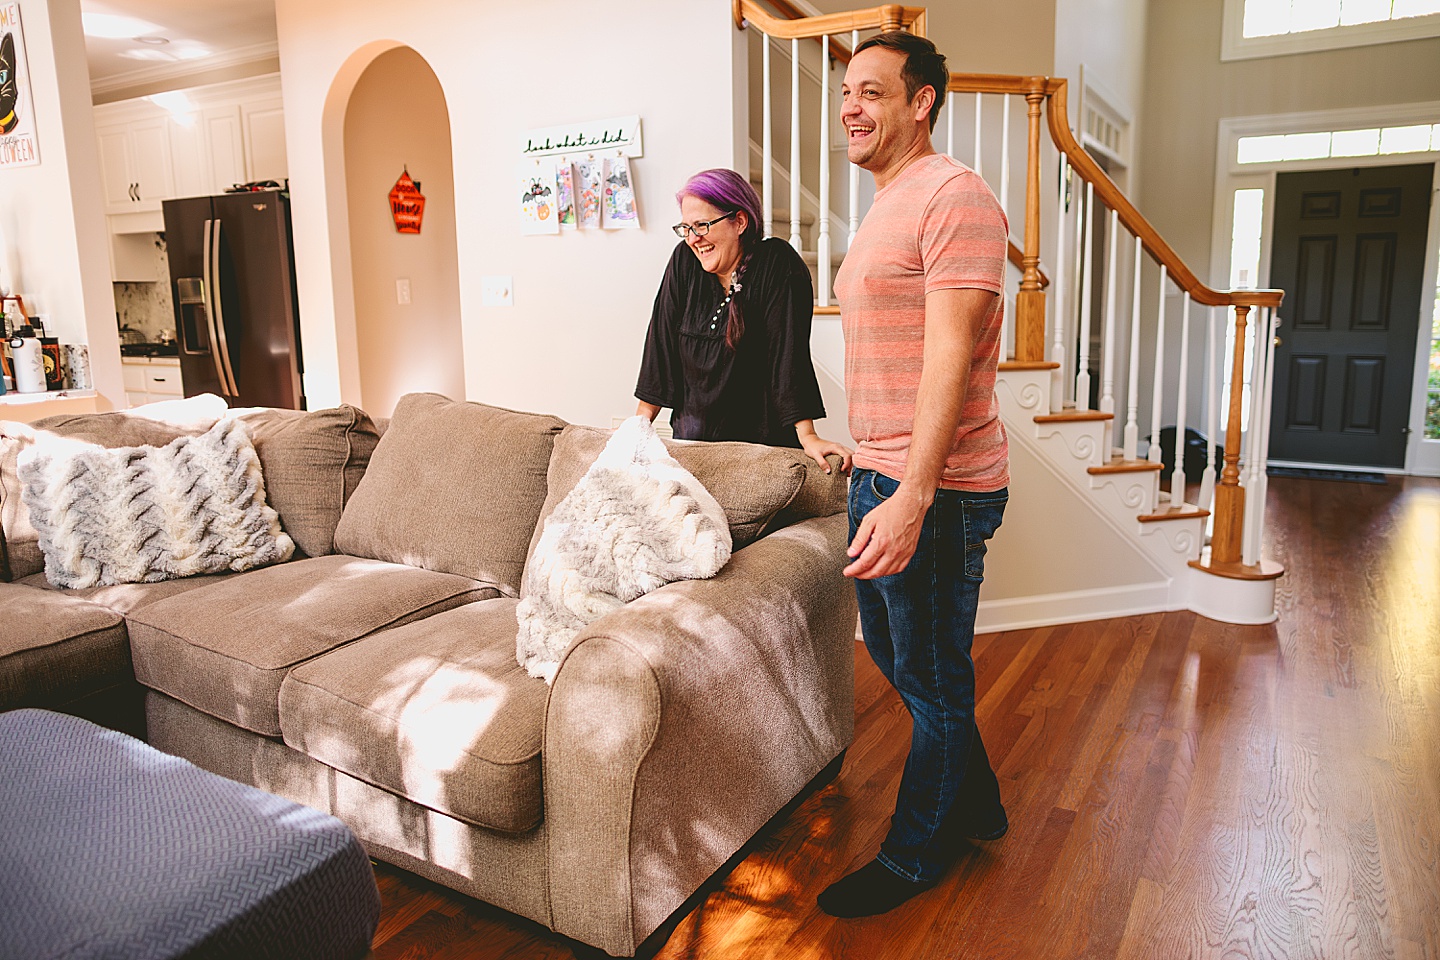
[
  {"xmin": 243, "ymin": 101, "xmax": 288, "ymax": 184},
  {"xmin": 97, "ymin": 74, "xmax": 287, "ymax": 240},
  {"xmin": 121, "ymin": 357, "xmax": 184, "ymax": 408},
  {"xmin": 204, "ymin": 105, "xmax": 247, "ymax": 193},
  {"xmin": 96, "ymin": 117, "xmax": 175, "ymax": 216}
]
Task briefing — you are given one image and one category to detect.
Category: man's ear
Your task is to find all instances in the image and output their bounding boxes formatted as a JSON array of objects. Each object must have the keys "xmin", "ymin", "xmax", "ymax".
[{"xmin": 912, "ymin": 85, "xmax": 936, "ymax": 124}]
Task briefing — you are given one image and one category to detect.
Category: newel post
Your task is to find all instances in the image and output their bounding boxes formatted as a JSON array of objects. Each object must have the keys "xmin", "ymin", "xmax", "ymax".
[
  {"xmin": 1014, "ymin": 84, "xmax": 1047, "ymax": 363},
  {"xmin": 1211, "ymin": 303, "xmax": 1249, "ymax": 565},
  {"xmin": 880, "ymin": 4, "xmax": 904, "ymax": 31}
]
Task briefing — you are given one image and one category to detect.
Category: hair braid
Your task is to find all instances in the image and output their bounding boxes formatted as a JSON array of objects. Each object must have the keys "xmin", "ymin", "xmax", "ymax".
[{"xmin": 725, "ymin": 248, "xmax": 754, "ymax": 351}]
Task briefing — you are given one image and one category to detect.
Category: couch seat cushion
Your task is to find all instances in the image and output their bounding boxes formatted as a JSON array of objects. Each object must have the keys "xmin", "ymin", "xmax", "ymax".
[
  {"xmin": 16, "ymin": 571, "xmax": 240, "ymax": 616},
  {"xmin": 280, "ymin": 597, "xmax": 547, "ymax": 834},
  {"xmin": 332, "ymin": 393, "xmax": 564, "ymax": 595},
  {"xmin": 0, "ymin": 584, "xmax": 128, "ymax": 711},
  {"xmin": 125, "ymin": 555, "xmax": 499, "ymax": 737}
]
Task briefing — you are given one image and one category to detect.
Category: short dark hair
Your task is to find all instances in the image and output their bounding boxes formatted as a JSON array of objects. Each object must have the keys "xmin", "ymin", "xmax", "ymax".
[{"xmin": 853, "ymin": 32, "xmax": 948, "ymax": 132}]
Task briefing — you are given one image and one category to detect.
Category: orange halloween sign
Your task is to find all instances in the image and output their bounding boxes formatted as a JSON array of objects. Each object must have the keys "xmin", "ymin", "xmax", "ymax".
[{"xmin": 389, "ymin": 168, "xmax": 425, "ymax": 234}]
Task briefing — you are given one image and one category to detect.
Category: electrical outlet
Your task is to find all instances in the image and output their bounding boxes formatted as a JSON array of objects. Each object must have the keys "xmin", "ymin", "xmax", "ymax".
[
  {"xmin": 481, "ymin": 276, "xmax": 513, "ymax": 307},
  {"xmin": 396, "ymin": 278, "xmax": 411, "ymax": 305}
]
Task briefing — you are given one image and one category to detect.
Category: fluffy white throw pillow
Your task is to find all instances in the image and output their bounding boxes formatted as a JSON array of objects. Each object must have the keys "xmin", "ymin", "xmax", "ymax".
[
  {"xmin": 515, "ymin": 415, "xmax": 732, "ymax": 682},
  {"xmin": 17, "ymin": 418, "xmax": 294, "ymax": 588}
]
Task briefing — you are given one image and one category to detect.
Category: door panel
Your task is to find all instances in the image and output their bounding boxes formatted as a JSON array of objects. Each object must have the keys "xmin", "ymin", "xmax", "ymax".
[{"xmin": 1268, "ymin": 163, "xmax": 1433, "ymax": 467}]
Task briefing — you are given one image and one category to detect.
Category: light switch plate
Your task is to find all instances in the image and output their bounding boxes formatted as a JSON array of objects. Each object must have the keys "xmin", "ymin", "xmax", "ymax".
[
  {"xmin": 395, "ymin": 278, "xmax": 411, "ymax": 305},
  {"xmin": 481, "ymin": 275, "xmax": 513, "ymax": 307}
]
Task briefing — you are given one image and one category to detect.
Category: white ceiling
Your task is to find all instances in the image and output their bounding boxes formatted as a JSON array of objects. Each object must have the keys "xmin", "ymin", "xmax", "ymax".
[{"xmin": 80, "ymin": 0, "xmax": 278, "ymax": 93}]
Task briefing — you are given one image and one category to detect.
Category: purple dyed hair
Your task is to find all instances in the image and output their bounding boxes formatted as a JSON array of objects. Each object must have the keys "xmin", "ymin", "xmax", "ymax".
[
  {"xmin": 676, "ymin": 168, "xmax": 765, "ymax": 349},
  {"xmin": 675, "ymin": 168, "xmax": 765, "ymax": 244}
]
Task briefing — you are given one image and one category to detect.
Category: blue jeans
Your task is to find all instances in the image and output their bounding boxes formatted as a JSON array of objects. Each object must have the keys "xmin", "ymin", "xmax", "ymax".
[{"xmin": 849, "ymin": 468, "xmax": 1008, "ymax": 883}]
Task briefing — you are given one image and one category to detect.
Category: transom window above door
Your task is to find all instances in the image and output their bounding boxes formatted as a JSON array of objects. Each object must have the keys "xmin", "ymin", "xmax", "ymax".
[
  {"xmin": 1223, "ymin": 0, "xmax": 1440, "ymax": 59},
  {"xmin": 1238, "ymin": 123, "xmax": 1440, "ymax": 164}
]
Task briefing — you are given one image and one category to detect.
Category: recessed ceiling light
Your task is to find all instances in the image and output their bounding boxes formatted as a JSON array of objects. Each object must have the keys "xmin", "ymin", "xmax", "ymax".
[
  {"xmin": 82, "ymin": 12, "xmax": 163, "ymax": 39},
  {"xmin": 134, "ymin": 36, "xmax": 170, "ymax": 45}
]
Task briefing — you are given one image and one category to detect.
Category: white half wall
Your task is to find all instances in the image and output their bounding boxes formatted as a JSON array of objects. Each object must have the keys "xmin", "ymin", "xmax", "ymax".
[
  {"xmin": 0, "ymin": 0, "xmax": 122, "ymax": 409},
  {"xmin": 275, "ymin": 0, "xmax": 745, "ymax": 425}
]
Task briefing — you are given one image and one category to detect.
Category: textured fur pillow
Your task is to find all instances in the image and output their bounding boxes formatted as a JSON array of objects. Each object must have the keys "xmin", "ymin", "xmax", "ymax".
[
  {"xmin": 17, "ymin": 418, "xmax": 294, "ymax": 588},
  {"xmin": 515, "ymin": 416, "xmax": 732, "ymax": 682}
]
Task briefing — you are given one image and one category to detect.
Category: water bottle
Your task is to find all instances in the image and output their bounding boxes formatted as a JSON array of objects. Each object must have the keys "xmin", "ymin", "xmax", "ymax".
[{"xmin": 9, "ymin": 326, "xmax": 48, "ymax": 394}]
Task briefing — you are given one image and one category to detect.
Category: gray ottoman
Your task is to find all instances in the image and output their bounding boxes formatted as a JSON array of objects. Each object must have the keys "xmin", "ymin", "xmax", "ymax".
[{"xmin": 0, "ymin": 709, "xmax": 379, "ymax": 960}]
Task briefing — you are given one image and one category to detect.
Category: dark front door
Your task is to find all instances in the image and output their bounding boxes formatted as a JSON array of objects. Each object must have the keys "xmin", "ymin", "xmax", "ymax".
[{"xmin": 1268, "ymin": 162, "xmax": 1432, "ymax": 468}]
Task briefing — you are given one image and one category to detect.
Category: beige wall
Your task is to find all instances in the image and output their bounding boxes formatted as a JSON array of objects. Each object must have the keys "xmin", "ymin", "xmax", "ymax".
[
  {"xmin": 275, "ymin": 0, "xmax": 744, "ymax": 425},
  {"xmin": 343, "ymin": 47, "xmax": 463, "ymax": 419},
  {"xmin": 1054, "ymin": 0, "xmax": 1148, "ymax": 137},
  {"xmin": 0, "ymin": 0, "xmax": 122, "ymax": 408},
  {"xmin": 1138, "ymin": 0, "xmax": 1440, "ymax": 280},
  {"xmin": 801, "ymin": 0, "xmax": 1055, "ymax": 74}
]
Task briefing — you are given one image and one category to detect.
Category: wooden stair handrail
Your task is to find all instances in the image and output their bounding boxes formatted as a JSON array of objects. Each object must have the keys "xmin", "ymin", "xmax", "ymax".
[
  {"xmin": 1042, "ymin": 80, "xmax": 1282, "ymax": 311},
  {"xmin": 734, "ymin": 0, "xmax": 928, "ymax": 42},
  {"xmin": 753, "ymin": 0, "xmax": 858, "ymax": 64}
]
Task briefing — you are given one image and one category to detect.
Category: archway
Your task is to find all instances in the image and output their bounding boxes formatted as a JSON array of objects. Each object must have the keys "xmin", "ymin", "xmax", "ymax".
[{"xmin": 341, "ymin": 46, "xmax": 464, "ymax": 417}]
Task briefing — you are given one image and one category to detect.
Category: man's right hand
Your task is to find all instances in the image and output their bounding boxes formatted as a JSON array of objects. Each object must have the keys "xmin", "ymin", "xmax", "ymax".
[{"xmin": 844, "ymin": 486, "xmax": 930, "ymax": 579}]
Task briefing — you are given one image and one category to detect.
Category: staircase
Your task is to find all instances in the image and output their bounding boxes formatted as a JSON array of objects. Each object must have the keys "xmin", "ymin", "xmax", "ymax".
[{"xmin": 735, "ymin": 0, "xmax": 1286, "ymax": 627}]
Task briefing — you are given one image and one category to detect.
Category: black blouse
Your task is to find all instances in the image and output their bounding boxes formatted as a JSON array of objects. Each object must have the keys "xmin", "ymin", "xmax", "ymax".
[{"xmin": 635, "ymin": 237, "xmax": 826, "ymax": 447}]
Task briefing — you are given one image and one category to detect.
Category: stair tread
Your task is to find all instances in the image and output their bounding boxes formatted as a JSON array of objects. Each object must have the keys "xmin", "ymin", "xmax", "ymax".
[
  {"xmin": 1088, "ymin": 457, "xmax": 1164, "ymax": 475},
  {"xmin": 1188, "ymin": 556, "xmax": 1285, "ymax": 581},
  {"xmin": 1035, "ymin": 410, "xmax": 1112, "ymax": 423},
  {"xmin": 1137, "ymin": 506, "xmax": 1210, "ymax": 522},
  {"xmin": 999, "ymin": 361, "xmax": 1061, "ymax": 371}
]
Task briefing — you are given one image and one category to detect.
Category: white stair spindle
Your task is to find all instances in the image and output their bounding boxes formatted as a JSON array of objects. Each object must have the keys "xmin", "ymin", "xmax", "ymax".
[
  {"xmin": 1051, "ymin": 156, "xmax": 1069, "ymax": 412},
  {"xmin": 762, "ymin": 36, "xmax": 774, "ymax": 240},
  {"xmin": 946, "ymin": 95, "xmax": 955, "ymax": 158},
  {"xmin": 848, "ymin": 30, "xmax": 860, "ymax": 250},
  {"xmin": 1076, "ymin": 181, "xmax": 1095, "ymax": 411},
  {"xmin": 1243, "ymin": 308, "xmax": 1277, "ymax": 566},
  {"xmin": 1067, "ymin": 166, "xmax": 1086, "ymax": 406},
  {"xmin": 999, "ymin": 96, "xmax": 1011, "ymax": 229},
  {"xmin": 1170, "ymin": 292, "xmax": 1192, "ymax": 502},
  {"xmin": 973, "ymin": 92, "xmax": 983, "ymax": 178},
  {"xmin": 1249, "ymin": 309, "xmax": 1281, "ymax": 565},
  {"xmin": 789, "ymin": 38, "xmax": 801, "ymax": 253},
  {"xmin": 817, "ymin": 34, "xmax": 832, "ymax": 306},
  {"xmin": 1100, "ymin": 208, "xmax": 1119, "ymax": 455},
  {"xmin": 1148, "ymin": 266, "xmax": 1168, "ymax": 463},
  {"xmin": 1123, "ymin": 234, "xmax": 1143, "ymax": 460},
  {"xmin": 1199, "ymin": 306, "xmax": 1219, "ymax": 519}
]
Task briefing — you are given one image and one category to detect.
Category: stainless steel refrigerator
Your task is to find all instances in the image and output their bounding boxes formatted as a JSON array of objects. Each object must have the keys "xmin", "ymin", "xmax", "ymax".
[{"xmin": 162, "ymin": 191, "xmax": 305, "ymax": 409}]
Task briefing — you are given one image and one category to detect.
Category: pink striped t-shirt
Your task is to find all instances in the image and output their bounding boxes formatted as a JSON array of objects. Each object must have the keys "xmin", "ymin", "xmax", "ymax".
[{"xmin": 835, "ymin": 153, "xmax": 1009, "ymax": 492}]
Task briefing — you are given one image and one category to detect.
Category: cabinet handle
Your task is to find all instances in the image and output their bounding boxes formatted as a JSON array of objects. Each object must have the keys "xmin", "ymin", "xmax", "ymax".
[{"xmin": 129, "ymin": 182, "xmax": 138, "ymax": 201}]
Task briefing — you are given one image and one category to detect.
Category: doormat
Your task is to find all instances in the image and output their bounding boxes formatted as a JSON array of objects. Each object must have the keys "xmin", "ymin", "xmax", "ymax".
[{"xmin": 1267, "ymin": 466, "xmax": 1387, "ymax": 484}]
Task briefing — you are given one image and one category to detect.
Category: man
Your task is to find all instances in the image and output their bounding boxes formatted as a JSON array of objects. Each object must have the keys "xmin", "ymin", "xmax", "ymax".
[{"xmin": 820, "ymin": 31, "xmax": 1011, "ymax": 919}]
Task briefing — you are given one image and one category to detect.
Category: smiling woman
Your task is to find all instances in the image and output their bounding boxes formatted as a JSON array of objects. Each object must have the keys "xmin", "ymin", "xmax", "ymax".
[{"xmin": 634, "ymin": 168, "xmax": 852, "ymax": 471}]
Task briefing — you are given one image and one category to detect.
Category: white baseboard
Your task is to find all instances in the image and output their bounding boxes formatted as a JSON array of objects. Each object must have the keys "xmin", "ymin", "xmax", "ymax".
[{"xmin": 974, "ymin": 581, "xmax": 1178, "ymax": 633}]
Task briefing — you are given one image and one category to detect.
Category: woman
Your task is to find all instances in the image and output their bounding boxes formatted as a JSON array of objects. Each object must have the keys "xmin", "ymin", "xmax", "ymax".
[{"xmin": 635, "ymin": 168, "xmax": 852, "ymax": 473}]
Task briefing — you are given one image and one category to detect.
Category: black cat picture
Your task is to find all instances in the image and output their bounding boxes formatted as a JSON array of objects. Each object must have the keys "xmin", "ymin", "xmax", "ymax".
[{"xmin": 0, "ymin": 32, "xmax": 18, "ymax": 136}]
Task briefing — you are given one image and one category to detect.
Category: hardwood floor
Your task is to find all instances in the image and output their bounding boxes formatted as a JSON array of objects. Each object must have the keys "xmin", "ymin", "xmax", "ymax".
[{"xmin": 370, "ymin": 475, "xmax": 1440, "ymax": 959}]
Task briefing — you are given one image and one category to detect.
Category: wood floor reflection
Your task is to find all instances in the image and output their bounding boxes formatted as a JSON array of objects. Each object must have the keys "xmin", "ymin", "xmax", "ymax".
[{"xmin": 370, "ymin": 475, "xmax": 1440, "ymax": 960}]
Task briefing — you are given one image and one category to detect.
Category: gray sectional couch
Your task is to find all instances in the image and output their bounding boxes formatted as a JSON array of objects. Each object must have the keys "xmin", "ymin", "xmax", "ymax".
[{"xmin": 0, "ymin": 391, "xmax": 857, "ymax": 957}]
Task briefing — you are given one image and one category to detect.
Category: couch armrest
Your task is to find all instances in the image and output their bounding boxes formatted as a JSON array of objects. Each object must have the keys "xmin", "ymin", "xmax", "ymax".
[{"xmin": 542, "ymin": 513, "xmax": 857, "ymax": 956}]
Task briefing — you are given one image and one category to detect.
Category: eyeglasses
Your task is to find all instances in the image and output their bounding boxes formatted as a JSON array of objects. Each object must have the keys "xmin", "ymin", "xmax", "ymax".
[{"xmin": 672, "ymin": 210, "xmax": 738, "ymax": 239}]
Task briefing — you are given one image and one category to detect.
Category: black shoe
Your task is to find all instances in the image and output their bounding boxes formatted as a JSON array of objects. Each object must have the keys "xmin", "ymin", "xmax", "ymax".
[{"xmin": 817, "ymin": 858, "xmax": 935, "ymax": 918}]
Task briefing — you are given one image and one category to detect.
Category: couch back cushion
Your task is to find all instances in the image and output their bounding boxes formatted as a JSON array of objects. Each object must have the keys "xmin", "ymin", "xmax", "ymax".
[
  {"xmin": 235, "ymin": 405, "xmax": 380, "ymax": 558},
  {"xmin": 522, "ymin": 423, "xmax": 845, "ymax": 593},
  {"xmin": 1, "ymin": 414, "xmax": 204, "ymax": 582},
  {"xmin": 333, "ymin": 393, "xmax": 564, "ymax": 593}
]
